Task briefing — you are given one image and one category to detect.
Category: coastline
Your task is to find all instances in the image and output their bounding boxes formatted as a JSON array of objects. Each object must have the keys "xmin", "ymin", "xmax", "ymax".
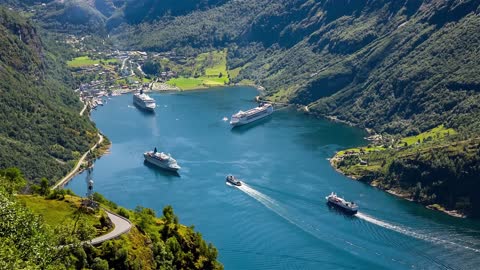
[
  {"xmin": 53, "ymin": 97, "xmax": 113, "ymax": 189},
  {"xmin": 329, "ymin": 155, "xmax": 467, "ymax": 218}
]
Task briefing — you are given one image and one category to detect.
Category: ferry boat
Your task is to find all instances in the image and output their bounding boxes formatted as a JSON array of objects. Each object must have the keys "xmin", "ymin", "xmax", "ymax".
[
  {"xmin": 133, "ymin": 90, "xmax": 156, "ymax": 111},
  {"xmin": 326, "ymin": 192, "xmax": 358, "ymax": 214},
  {"xmin": 230, "ymin": 103, "xmax": 273, "ymax": 127},
  {"xmin": 226, "ymin": 175, "xmax": 242, "ymax": 186},
  {"xmin": 144, "ymin": 148, "xmax": 180, "ymax": 172}
]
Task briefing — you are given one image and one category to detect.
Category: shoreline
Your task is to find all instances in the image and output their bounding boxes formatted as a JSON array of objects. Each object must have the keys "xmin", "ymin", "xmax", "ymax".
[
  {"xmin": 329, "ymin": 155, "xmax": 467, "ymax": 219},
  {"xmin": 52, "ymin": 133, "xmax": 105, "ymax": 190},
  {"xmin": 111, "ymin": 81, "xmax": 260, "ymax": 95},
  {"xmin": 85, "ymin": 89, "xmax": 468, "ymax": 219}
]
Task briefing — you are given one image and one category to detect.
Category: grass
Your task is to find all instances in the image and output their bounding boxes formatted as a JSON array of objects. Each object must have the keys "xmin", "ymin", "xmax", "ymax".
[
  {"xmin": 238, "ymin": 79, "xmax": 255, "ymax": 85},
  {"xmin": 202, "ymin": 49, "xmax": 228, "ymax": 77},
  {"xmin": 17, "ymin": 195, "xmax": 105, "ymax": 234},
  {"xmin": 67, "ymin": 56, "xmax": 118, "ymax": 68},
  {"xmin": 337, "ymin": 125, "xmax": 457, "ymax": 157},
  {"xmin": 167, "ymin": 76, "xmax": 227, "ymax": 90},
  {"xmin": 167, "ymin": 77, "xmax": 205, "ymax": 90},
  {"xmin": 336, "ymin": 145, "xmax": 385, "ymax": 156},
  {"xmin": 399, "ymin": 125, "xmax": 456, "ymax": 146},
  {"xmin": 333, "ymin": 125, "xmax": 466, "ymax": 184},
  {"xmin": 166, "ymin": 50, "xmax": 230, "ymax": 90},
  {"xmin": 228, "ymin": 67, "xmax": 242, "ymax": 79}
]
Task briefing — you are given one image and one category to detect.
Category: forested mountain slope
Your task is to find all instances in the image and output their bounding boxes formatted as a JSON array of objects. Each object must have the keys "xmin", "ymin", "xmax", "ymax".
[
  {"xmin": 0, "ymin": 7, "xmax": 97, "ymax": 182},
  {"xmin": 113, "ymin": 0, "xmax": 480, "ymax": 135},
  {"xmin": 107, "ymin": 0, "xmax": 480, "ymax": 216},
  {"xmin": 3, "ymin": 0, "xmax": 480, "ymax": 216}
]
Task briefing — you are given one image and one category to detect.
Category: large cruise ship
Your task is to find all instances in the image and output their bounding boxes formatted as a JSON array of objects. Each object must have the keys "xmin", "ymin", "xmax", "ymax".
[
  {"xmin": 144, "ymin": 148, "xmax": 180, "ymax": 172},
  {"xmin": 326, "ymin": 192, "xmax": 358, "ymax": 214},
  {"xmin": 230, "ymin": 103, "xmax": 273, "ymax": 127},
  {"xmin": 133, "ymin": 90, "xmax": 156, "ymax": 111}
]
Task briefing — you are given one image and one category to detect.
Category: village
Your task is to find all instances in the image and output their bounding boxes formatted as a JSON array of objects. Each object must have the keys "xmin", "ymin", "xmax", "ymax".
[{"xmin": 69, "ymin": 48, "xmax": 182, "ymax": 110}]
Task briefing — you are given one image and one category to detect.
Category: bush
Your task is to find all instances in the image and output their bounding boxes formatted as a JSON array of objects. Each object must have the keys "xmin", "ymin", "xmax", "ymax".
[
  {"xmin": 117, "ymin": 207, "xmax": 130, "ymax": 219},
  {"xmin": 92, "ymin": 258, "xmax": 109, "ymax": 270}
]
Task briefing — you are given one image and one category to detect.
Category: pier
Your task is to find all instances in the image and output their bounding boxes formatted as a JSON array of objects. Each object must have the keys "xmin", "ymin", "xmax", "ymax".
[{"xmin": 255, "ymin": 96, "xmax": 293, "ymax": 111}]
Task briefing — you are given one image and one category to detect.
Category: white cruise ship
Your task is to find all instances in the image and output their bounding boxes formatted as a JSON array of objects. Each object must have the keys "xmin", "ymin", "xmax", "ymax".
[
  {"xmin": 144, "ymin": 148, "xmax": 180, "ymax": 172},
  {"xmin": 230, "ymin": 103, "xmax": 273, "ymax": 127},
  {"xmin": 133, "ymin": 90, "xmax": 156, "ymax": 111}
]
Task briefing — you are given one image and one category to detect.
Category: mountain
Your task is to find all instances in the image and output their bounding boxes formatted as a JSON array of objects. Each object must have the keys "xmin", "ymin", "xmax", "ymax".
[
  {"xmin": 106, "ymin": 0, "xmax": 480, "ymax": 216},
  {"xmin": 0, "ymin": 7, "xmax": 97, "ymax": 183},
  {"xmin": 112, "ymin": 0, "xmax": 480, "ymax": 135},
  {"xmin": 3, "ymin": 0, "xmax": 480, "ymax": 215}
]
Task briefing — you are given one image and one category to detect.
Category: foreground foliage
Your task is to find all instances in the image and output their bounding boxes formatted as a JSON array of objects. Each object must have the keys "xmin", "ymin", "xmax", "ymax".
[{"xmin": 0, "ymin": 173, "xmax": 223, "ymax": 270}]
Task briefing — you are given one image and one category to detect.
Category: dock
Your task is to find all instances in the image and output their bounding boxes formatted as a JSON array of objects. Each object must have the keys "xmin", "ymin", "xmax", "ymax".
[{"xmin": 255, "ymin": 96, "xmax": 292, "ymax": 111}]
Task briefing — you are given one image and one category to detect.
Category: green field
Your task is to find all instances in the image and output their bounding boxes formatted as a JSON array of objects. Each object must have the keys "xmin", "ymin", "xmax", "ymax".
[
  {"xmin": 18, "ymin": 195, "xmax": 105, "ymax": 233},
  {"xmin": 199, "ymin": 49, "xmax": 228, "ymax": 77},
  {"xmin": 399, "ymin": 125, "xmax": 456, "ymax": 146},
  {"xmin": 167, "ymin": 77, "xmax": 205, "ymax": 90},
  {"xmin": 336, "ymin": 145, "xmax": 386, "ymax": 156},
  {"xmin": 165, "ymin": 50, "xmax": 230, "ymax": 90},
  {"xmin": 67, "ymin": 56, "xmax": 118, "ymax": 68},
  {"xmin": 337, "ymin": 125, "xmax": 457, "ymax": 157},
  {"xmin": 228, "ymin": 67, "xmax": 242, "ymax": 79}
]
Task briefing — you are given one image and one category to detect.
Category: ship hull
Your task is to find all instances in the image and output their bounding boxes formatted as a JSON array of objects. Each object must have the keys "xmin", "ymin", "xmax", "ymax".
[
  {"xmin": 133, "ymin": 99, "xmax": 155, "ymax": 111},
  {"xmin": 144, "ymin": 155, "xmax": 179, "ymax": 172},
  {"xmin": 326, "ymin": 201, "xmax": 358, "ymax": 215},
  {"xmin": 226, "ymin": 180, "xmax": 242, "ymax": 186},
  {"xmin": 230, "ymin": 108, "xmax": 273, "ymax": 127}
]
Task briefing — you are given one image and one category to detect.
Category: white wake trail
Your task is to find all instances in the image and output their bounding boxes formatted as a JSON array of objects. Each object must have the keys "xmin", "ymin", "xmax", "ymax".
[
  {"xmin": 237, "ymin": 183, "xmax": 298, "ymax": 226},
  {"xmin": 355, "ymin": 212, "xmax": 480, "ymax": 253}
]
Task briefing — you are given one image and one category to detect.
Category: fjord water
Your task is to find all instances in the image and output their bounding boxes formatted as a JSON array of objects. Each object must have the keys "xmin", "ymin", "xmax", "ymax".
[{"xmin": 69, "ymin": 87, "xmax": 480, "ymax": 269}]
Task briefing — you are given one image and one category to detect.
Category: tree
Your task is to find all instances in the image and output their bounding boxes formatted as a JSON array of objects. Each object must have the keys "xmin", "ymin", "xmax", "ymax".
[
  {"xmin": 0, "ymin": 167, "xmax": 26, "ymax": 194},
  {"xmin": 40, "ymin": 178, "xmax": 50, "ymax": 196},
  {"xmin": 0, "ymin": 190, "xmax": 59, "ymax": 269},
  {"xmin": 92, "ymin": 257, "xmax": 109, "ymax": 270},
  {"xmin": 163, "ymin": 205, "xmax": 178, "ymax": 225}
]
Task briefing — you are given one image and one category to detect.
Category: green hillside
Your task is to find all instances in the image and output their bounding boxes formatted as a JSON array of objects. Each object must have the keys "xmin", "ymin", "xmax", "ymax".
[
  {"xmin": 109, "ymin": 0, "xmax": 480, "ymax": 134},
  {"xmin": 332, "ymin": 126, "xmax": 480, "ymax": 217},
  {"xmin": 3, "ymin": 0, "xmax": 480, "ymax": 217},
  {"xmin": 0, "ymin": 179, "xmax": 223, "ymax": 270},
  {"xmin": 0, "ymin": 7, "xmax": 97, "ymax": 183}
]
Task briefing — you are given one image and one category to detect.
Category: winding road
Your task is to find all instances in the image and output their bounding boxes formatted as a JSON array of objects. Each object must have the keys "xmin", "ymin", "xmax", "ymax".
[
  {"xmin": 89, "ymin": 210, "xmax": 132, "ymax": 245},
  {"xmin": 52, "ymin": 133, "xmax": 104, "ymax": 190},
  {"xmin": 79, "ymin": 102, "xmax": 88, "ymax": 116}
]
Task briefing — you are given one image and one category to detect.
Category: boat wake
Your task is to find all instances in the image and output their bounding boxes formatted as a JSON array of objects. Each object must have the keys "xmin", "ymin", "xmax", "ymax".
[
  {"xmin": 235, "ymin": 183, "xmax": 477, "ymax": 268},
  {"xmin": 237, "ymin": 183, "xmax": 295, "ymax": 224},
  {"xmin": 355, "ymin": 212, "xmax": 480, "ymax": 253}
]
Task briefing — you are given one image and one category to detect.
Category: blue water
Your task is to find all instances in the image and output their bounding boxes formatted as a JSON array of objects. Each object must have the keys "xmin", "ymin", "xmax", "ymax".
[{"xmin": 68, "ymin": 86, "xmax": 480, "ymax": 269}]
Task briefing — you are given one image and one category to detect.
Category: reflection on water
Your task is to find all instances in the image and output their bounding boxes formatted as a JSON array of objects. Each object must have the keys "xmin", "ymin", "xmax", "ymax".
[
  {"xmin": 143, "ymin": 160, "xmax": 181, "ymax": 178},
  {"xmin": 230, "ymin": 116, "xmax": 272, "ymax": 134}
]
